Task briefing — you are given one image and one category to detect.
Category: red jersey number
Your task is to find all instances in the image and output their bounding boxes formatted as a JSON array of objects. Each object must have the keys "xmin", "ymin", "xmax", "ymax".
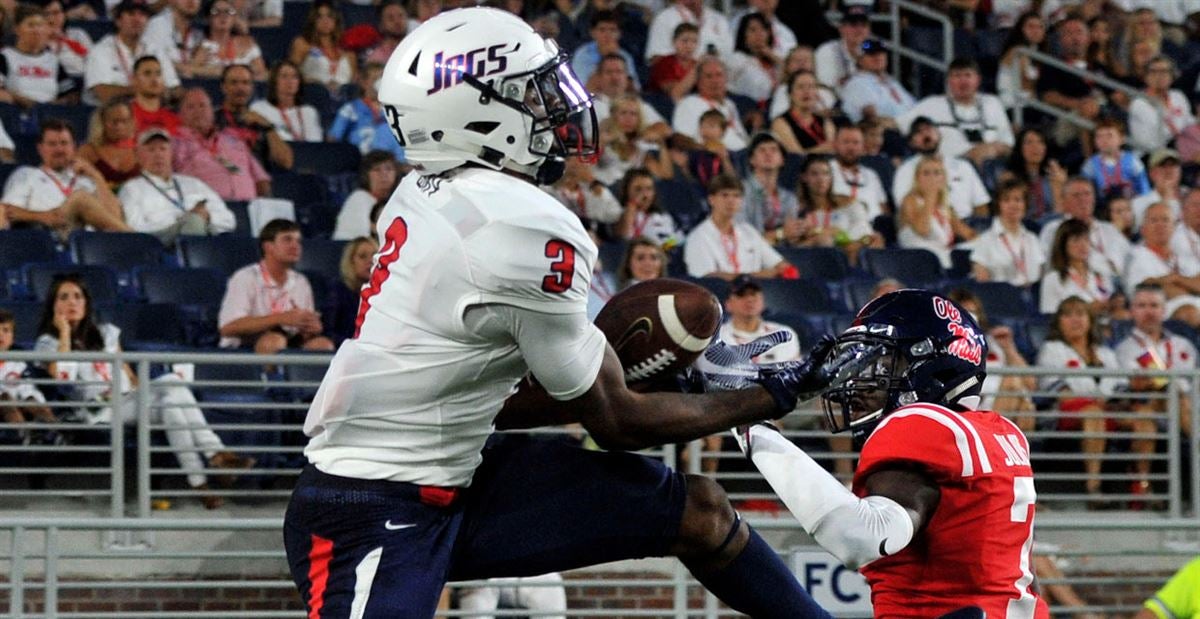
[
  {"xmin": 541, "ymin": 240, "xmax": 576, "ymax": 294},
  {"xmin": 354, "ymin": 217, "xmax": 409, "ymax": 338}
]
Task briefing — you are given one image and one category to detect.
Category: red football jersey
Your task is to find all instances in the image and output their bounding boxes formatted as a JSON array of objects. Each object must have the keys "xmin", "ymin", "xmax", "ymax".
[{"xmin": 851, "ymin": 403, "xmax": 1050, "ymax": 619}]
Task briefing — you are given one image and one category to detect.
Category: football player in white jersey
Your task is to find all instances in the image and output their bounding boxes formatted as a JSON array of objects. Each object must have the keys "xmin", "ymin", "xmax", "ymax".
[{"xmin": 283, "ymin": 8, "xmax": 843, "ymax": 618}]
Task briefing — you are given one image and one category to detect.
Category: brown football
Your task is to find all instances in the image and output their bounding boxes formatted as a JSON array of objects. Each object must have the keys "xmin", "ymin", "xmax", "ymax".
[{"xmin": 594, "ymin": 278, "xmax": 722, "ymax": 384}]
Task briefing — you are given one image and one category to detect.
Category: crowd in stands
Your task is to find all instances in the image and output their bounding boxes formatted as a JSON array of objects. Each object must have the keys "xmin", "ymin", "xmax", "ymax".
[{"xmin": 0, "ymin": 0, "xmax": 1199, "ymax": 520}]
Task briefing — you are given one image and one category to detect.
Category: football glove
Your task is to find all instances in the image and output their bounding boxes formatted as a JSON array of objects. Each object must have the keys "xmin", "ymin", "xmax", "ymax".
[
  {"xmin": 751, "ymin": 335, "xmax": 885, "ymax": 415},
  {"xmin": 692, "ymin": 330, "xmax": 794, "ymax": 392}
]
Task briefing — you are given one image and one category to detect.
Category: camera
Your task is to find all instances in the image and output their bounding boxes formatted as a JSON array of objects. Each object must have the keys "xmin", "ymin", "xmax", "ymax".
[{"xmin": 963, "ymin": 127, "xmax": 984, "ymax": 143}]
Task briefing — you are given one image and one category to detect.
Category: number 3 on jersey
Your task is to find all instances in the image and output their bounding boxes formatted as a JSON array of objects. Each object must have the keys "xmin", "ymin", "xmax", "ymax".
[
  {"xmin": 542, "ymin": 240, "xmax": 576, "ymax": 294},
  {"xmin": 354, "ymin": 217, "xmax": 409, "ymax": 338}
]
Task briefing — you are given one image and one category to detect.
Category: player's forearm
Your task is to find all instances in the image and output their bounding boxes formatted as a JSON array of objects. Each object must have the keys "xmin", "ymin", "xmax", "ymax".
[{"xmin": 590, "ymin": 387, "xmax": 780, "ymax": 450}]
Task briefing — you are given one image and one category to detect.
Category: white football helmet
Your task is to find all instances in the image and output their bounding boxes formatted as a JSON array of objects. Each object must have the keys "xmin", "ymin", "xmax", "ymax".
[{"xmin": 378, "ymin": 7, "xmax": 597, "ymax": 183}]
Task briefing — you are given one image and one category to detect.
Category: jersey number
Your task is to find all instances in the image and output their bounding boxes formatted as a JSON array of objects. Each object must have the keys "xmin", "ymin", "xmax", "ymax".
[
  {"xmin": 354, "ymin": 217, "xmax": 409, "ymax": 338},
  {"xmin": 541, "ymin": 240, "xmax": 576, "ymax": 294}
]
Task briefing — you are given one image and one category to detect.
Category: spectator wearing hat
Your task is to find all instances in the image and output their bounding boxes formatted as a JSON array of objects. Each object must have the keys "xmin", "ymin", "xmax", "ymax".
[
  {"xmin": 684, "ymin": 174, "xmax": 791, "ymax": 279},
  {"xmin": 838, "ymin": 38, "xmax": 914, "ymax": 126},
  {"xmin": 1132, "ymin": 149, "xmax": 1188, "ymax": 226},
  {"xmin": 814, "ymin": 4, "xmax": 871, "ymax": 88},
  {"xmin": 118, "ymin": 128, "xmax": 235, "ymax": 244},
  {"xmin": 671, "ymin": 57, "xmax": 750, "ymax": 151},
  {"xmin": 897, "ymin": 58, "xmax": 1014, "ymax": 167},
  {"xmin": 644, "ymin": 0, "xmax": 733, "ymax": 62},
  {"xmin": 891, "ymin": 117, "xmax": 992, "ymax": 219},
  {"xmin": 84, "ymin": 0, "xmax": 180, "ymax": 104},
  {"xmin": 740, "ymin": 133, "xmax": 800, "ymax": 245}
]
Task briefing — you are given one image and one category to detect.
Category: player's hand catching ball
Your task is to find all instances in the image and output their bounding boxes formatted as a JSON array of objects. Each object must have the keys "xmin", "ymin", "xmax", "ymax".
[
  {"xmin": 692, "ymin": 330, "xmax": 794, "ymax": 391},
  {"xmin": 750, "ymin": 335, "xmax": 885, "ymax": 416}
]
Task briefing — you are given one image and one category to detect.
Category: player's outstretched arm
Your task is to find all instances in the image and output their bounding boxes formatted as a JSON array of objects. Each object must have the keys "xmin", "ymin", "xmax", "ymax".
[{"xmin": 735, "ymin": 424, "xmax": 939, "ymax": 569}]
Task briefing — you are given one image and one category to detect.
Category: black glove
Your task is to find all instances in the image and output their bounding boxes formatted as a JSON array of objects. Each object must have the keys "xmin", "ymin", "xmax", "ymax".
[
  {"xmin": 751, "ymin": 335, "xmax": 884, "ymax": 416},
  {"xmin": 692, "ymin": 330, "xmax": 794, "ymax": 392}
]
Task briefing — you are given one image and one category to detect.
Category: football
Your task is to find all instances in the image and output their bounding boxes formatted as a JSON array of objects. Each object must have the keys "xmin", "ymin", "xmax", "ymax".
[{"xmin": 595, "ymin": 278, "xmax": 722, "ymax": 384}]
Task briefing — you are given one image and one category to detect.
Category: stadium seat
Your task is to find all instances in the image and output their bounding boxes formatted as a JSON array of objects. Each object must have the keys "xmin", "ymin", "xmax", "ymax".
[
  {"xmin": 283, "ymin": 357, "xmax": 329, "ymax": 402},
  {"xmin": 65, "ymin": 19, "xmax": 112, "ymax": 43},
  {"xmin": 302, "ymin": 83, "xmax": 337, "ymax": 129},
  {"xmin": 289, "ymin": 141, "xmax": 362, "ymax": 176},
  {"xmin": 843, "ymin": 278, "xmax": 879, "ymax": 313},
  {"xmin": 598, "ymin": 239, "xmax": 628, "ymax": 273},
  {"xmin": 296, "ymin": 238, "xmax": 347, "ymax": 283},
  {"xmin": 0, "ymin": 102, "xmax": 35, "ymax": 135},
  {"xmin": 35, "ymin": 103, "xmax": 94, "ymax": 141},
  {"xmin": 641, "ymin": 91, "xmax": 674, "ymax": 123},
  {"xmin": 0, "ymin": 277, "xmax": 8, "ymax": 300},
  {"xmin": 655, "ymin": 178, "xmax": 707, "ymax": 233},
  {"xmin": 0, "ymin": 162, "xmax": 18, "ymax": 188},
  {"xmin": 301, "ymin": 269, "xmax": 331, "ymax": 314},
  {"xmin": 948, "ymin": 248, "xmax": 973, "ymax": 280},
  {"xmin": 192, "ymin": 361, "xmax": 279, "ymax": 458},
  {"xmin": 271, "ymin": 172, "xmax": 335, "ymax": 238},
  {"xmin": 226, "ymin": 200, "xmax": 251, "ymax": 236},
  {"xmin": 178, "ymin": 235, "xmax": 260, "ymax": 276},
  {"xmin": 778, "ymin": 153, "xmax": 804, "ymax": 190},
  {"xmin": 25, "ymin": 263, "xmax": 120, "ymax": 305},
  {"xmin": 136, "ymin": 266, "xmax": 227, "ymax": 306},
  {"xmin": 960, "ymin": 281, "xmax": 1033, "ymax": 320},
  {"xmin": 776, "ymin": 247, "xmax": 850, "ymax": 282},
  {"xmin": 758, "ymin": 278, "xmax": 836, "ymax": 314},
  {"xmin": 251, "ymin": 27, "xmax": 289, "ymax": 65},
  {"xmin": 688, "ymin": 276, "xmax": 730, "ymax": 302},
  {"xmin": 111, "ymin": 302, "xmax": 188, "ymax": 350},
  {"xmin": 0, "ymin": 301, "xmax": 43, "ymax": 347},
  {"xmin": 340, "ymin": 2, "xmax": 374, "ymax": 26},
  {"xmin": 180, "ymin": 77, "xmax": 223, "ymax": 107},
  {"xmin": 0, "ymin": 229, "xmax": 58, "ymax": 291},
  {"xmin": 13, "ymin": 134, "xmax": 38, "ymax": 164},
  {"xmin": 859, "ymin": 248, "xmax": 945, "ymax": 288},
  {"xmin": 69, "ymin": 231, "xmax": 165, "ymax": 291}
]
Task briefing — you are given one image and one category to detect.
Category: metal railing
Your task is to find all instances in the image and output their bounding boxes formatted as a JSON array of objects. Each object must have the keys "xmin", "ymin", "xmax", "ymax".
[
  {"xmin": 884, "ymin": 0, "xmax": 954, "ymax": 81},
  {"xmin": 1012, "ymin": 47, "xmax": 1153, "ymax": 131}
]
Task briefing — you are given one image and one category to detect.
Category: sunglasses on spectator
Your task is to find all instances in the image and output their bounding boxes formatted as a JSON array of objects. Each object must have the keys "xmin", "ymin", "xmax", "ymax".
[{"xmin": 211, "ymin": 7, "xmax": 237, "ymax": 16}]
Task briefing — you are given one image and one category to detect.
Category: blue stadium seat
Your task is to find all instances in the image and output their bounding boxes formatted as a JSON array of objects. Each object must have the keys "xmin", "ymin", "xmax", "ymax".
[
  {"xmin": 0, "ymin": 162, "xmax": 18, "ymax": 188},
  {"xmin": 65, "ymin": 19, "xmax": 112, "ymax": 44},
  {"xmin": 642, "ymin": 91, "xmax": 674, "ymax": 123},
  {"xmin": 178, "ymin": 235, "xmax": 260, "ymax": 276},
  {"xmin": 112, "ymin": 302, "xmax": 188, "ymax": 350},
  {"xmin": 340, "ymin": 3, "xmax": 374, "ymax": 26},
  {"xmin": 25, "ymin": 263, "xmax": 120, "ymax": 305},
  {"xmin": 0, "ymin": 228, "xmax": 58, "ymax": 292},
  {"xmin": 192, "ymin": 361, "xmax": 279, "ymax": 457},
  {"xmin": 960, "ymin": 281, "xmax": 1033, "ymax": 320},
  {"xmin": 180, "ymin": 77, "xmax": 223, "ymax": 107},
  {"xmin": 0, "ymin": 301, "xmax": 43, "ymax": 347},
  {"xmin": 289, "ymin": 141, "xmax": 362, "ymax": 176},
  {"xmin": 776, "ymin": 247, "xmax": 850, "ymax": 282},
  {"xmin": 13, "ymin": 134, "xmax": 39, "ymax": 164},
  {"xmin": 843, "ymin": 277, "xmax": 880, "ymax": 312},
  {"xmin": 859, "ymin": 248, "xmax": 945, "ymax": 287},
  {"xmin": 778, "ymin": 153, "xmax": 804, "ymax": 190},
  {"xmin": 948, "ymin": 248, "xmax": 973, "ymax": 280},
  {"xmin": 69, "ymin": 231, "xmax": 165, "ymax": 291},
  {"xmin": 301, "ymin": 269, "xmax": 331, "ymax": 318},
  {"xmin": 35, "ymin": 103, "xmax": 94, "ymax": 141},
  {"xmin": 655, "ymin": 178, "xmax": 707, "ymax": 233},
  {"xmin": 0, "ymin": 102, "xmax": 35, "ymax": 135},
  {"xmin": 302, "ymin": 83, "xmax": 337, "ymax": 129},
  {"xmin": 283, "ymin": 357, "xmax": 329, "ymax": 402},
  {"xmin": 861, "ymin": 155, "xmax": 894, "ymax": 199},
  {"xmin": 758, "ymin": 278, "xmax": 836, "ymax": 314},
  {"xmin": 598, "ymin": 239, "xmax": 628, "ymax": 274},
  {"xmin": 272, "ymin": 172, "xmax": 335, "ymax": 239},
  {"xmin": 136, "ymin": 266, "xmax": 227, "ymax": 306},
  {"xmin": 688, "ymin": 276, "xmax": 730, "ymax": 302},
  {"xmin": 297, "ymin": 238, "xmax": 347, "ymax": 283},
  {"xmin": 226, "ymin": 200, "xmax": 251, "ymax": 236},
  {"xmin": 251, "ymin": 27, "xmax": 289, "ymax": 65},
  {"xmin": 0, "ymin": 277, "xmax": 8, "ymax": 300}
]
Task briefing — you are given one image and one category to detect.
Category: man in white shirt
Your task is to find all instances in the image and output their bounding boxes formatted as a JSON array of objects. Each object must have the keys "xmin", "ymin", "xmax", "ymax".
[
  {"xmin": 897, "ymin": 58, "xmax": 1014, "ymax": 166},
  {"xmin": 84, "ymin": 0, "xmax": 180, "ymax": 104},
  {"xmin": 590, "ymin": 54, "xmax": 669, "ymax": 133},
  {"xmin": 118, "ymin": 128, "xmax": 235, "ymax": 244},
  {"xmin": 1040, "ymin": 177, "xmax": 1132, "ymax": 278},
  {"xmin": 729, "ymin": 0, "xmax": 797, "ymax": 60},
  {"xmin": 891, "ymin": 118, "xmax": 991, "ymax": 219},
  {"xmin": 1170, "ymin": 188, "xmax": 1200, "ymax": 267},
  {"xmin": 0, "ymin": 4, "xmax": 78, "ymax": 106},
  {"xmin": 718, "ymin": 276, "xmax": 800, "ymax": 364},
  {"xmin": 684, "ymin": 174, "xmax": 789, "ymax": 278},
  {"xmin": 1132, "ymin": 149, "xmax": 1188, "ymax": 226},
  {"xmin": 671, "ymin": 57, "xmax": 749, "ymax": 151},
  {"xmin": 830, "ymin": 124, "xmax": 889, "ymax": 220},
  {"xmin": 838, "ymin": 39, "xmax": 915, "ymax": 126},
  {"xmin": 2, "ymin": 118, "xmax": 129, "ymax": 237},
  {"xmin": 217, "ymin": 218, "xmax": 333, "ymax": 353},
  {"xmin": 1123, "ymin": 202, "xmax": 1200, "ymax": 327},
  {"xmin": 814, "ymin": 5, "xmax": 871, "ymax": 88},
  {"xmin": 645, "ymin": 0, "xmax": 734, "ymax": 61},
  {"xmin": 142, "ymin": 0, "xmax": 203, "ymax": 69}
]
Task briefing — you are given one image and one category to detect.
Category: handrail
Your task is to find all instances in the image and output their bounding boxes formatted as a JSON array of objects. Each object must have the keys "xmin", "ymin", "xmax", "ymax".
[
  {"xmin": 1012, "ymin": 47, "xmax": 1152, "ymax": 130},
  {"xmin": 887, "ymin": 0, "xmax": 954, "ymax": 79}
]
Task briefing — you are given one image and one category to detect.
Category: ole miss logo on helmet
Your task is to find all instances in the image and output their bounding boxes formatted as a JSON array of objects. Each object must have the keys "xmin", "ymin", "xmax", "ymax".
[
  {"xmin": 427, "ymin": 43, "xmax": 515, "ymax": 94},
  {"xmin": 933, "ymin": 296, "xmax": 984, "ymax": 365}
]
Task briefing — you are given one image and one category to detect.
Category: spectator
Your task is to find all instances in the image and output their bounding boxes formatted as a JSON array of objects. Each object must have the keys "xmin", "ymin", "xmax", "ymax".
[
  {"xmin": 1040, "ymin": 218, "xmax": 1115, "ymax": 315},
  {"xmin": 218, "ymin": 218, "xmax": 334, "ymax": 352},
  {"xmin": 364, "ymin": 0, "xmax": 409, "ymax": 66},
  {"xmin": 892, "ymin": 117, "xmax": 992, "ymax": 219},
  {"xmin": 694, "ymin": 109, "xmax": 736, "ymax": 181},
  {"xmin": 946, "ymin": 288, "xmax": 1036, "ymax": 432},
  {"xmin": 142, "ymin": 0, "xmax": 203, "ymax": 73},
  {"xmin": 670, "ymin": 57, "xmax": 749, "ymax": 151},
  {"xmin": 119, "ymin": 128, "xmax": 235, "ymax": 244},
  {"xmin": 77, "ymin": 98, "xmax": 140, "ymax": 189},
  {"xmin": 250, "ymin": 60, "xmax": 322, "ymax": 143},
  {"xmin": 84, "ymin": 0, "xmax": 180, "ymax": 104},
  {"xmin": 838, "ymin": 39, "xmax": 915, "ymax": 127},
  {"xmin": 1086, "ymin": 16, "xmax": 1118, "ymax": 83},
  {"xmin": 595, "ymin": 94, "xmax": 670, "ymax": 185},
  {"xmin": 897, "ymin": 155, "xmax": 975, "ymax": 268},
  {"xmin": 813, "ymin": 4, "xmax": 869, "ymax": 88},
  {"xmin": 613, "ymin": 167, "xmax": 679, "ymax": 248},
  {"xmin": 328, "ymin": 62, "xmax": 391, "ymax": 155},
  {"xmin": 589, "ymin": 54, "xmax": 669, "ymax": 132},
  {"xmin": 870, "ymin": 276, "xmax": 904, "ymax": 301},
  {"xmin": 770, "ymin": 70, "xmax": 835, "ymax": 155},
  {"xmin": 647, "ymin": 22, "xmax": 698, "ymax": 101},
  {"xmin": 188, "ymin": 0, "xmax": 267, "ymax": 80},
  {"xmin": 730, "ymin": 0, "xmax": 796, "ymax": 60},
  {"xmin": 767, "ymin": 45, "xmax": 835, "ymax": 121},
  {"xmin": 996, "ymin": 11, "xmax": 1047, "ymax": 111},
  {"xmin": 1081, "ymin": 118, "xmax": 1151, "ymax": 202},
  {"xmin": 1002, "ymin": 127, "xmax": 1066, "ymax": 221},
  {"xmin": 1118, "ymin": 8, "xmax": 1183, "ymax": 78},
  {"xmin": 1036, "ymin": 15, "xmax": 1104, "ymax": 146},
  {"xmin": 795, "ymin": 155, "xmax": 879, "ymax": 263},
  {"xmin": 0, "ymin": 308, "xmax": 60, "ymax": 445},
  {"xmin": 0, "ymin": 4, "xmax": 78, "ymax": 108},
  {"xmin": 173, "ymin": 87, "xmax": 270, "ymax": 201},
  {"xmin": 326, "ymin": 235, "xmax": 378, "ymax": 345},
  {"xmin": 545, "ymin": 156, "xmax": 622, "ymax": 229},
  {"xmin": 1136, "ymin": 556, "xmax": 1200, "ymax": 619},
  {"xmin": 333, "ymin": 150, "xmax": 397, "ymax": 241},
  {"xmin": 1132, "ymin": 149, "xmax": 1187, "ymax": 225},
  {"xmin": 572, "ymin": 10, "xmax": 639, "ymax": 91},
  {"xmin": 35, "ymin": 273, "xmax": 255, "ymax": 508},
  {"xmin": 970, "ymin": 179, "xmax": 1045, "ymax": 287},
  {"xmin": 1118, "ymin": 37, "xmax": 1159, "ymax": 97},
  {"xmin": 898, "ymin": 58, "xmax": 1014, "ymax": 167},
  {"xmin": 740, "ymin": 132, "xmax": 799, "ymax": 243},
  {"xmin": 1128, "ymin": 56, "xmax": 1196, "ymax": 157},
  {"xmin": 1039, "ymin": 177, "xmax": 1131, "ymax": 279},
  {"xmin": 288, "ymin": 2, "xmax": 356, "ymax": 94},
  {"xmin": 217, "ymin": 63, "xmax": 293, "ymax": 170},
  {"xmin": 128, "ymin": 55, "xmax": 181, "ymax": 135},
  {"xmin": 726, "ymin": 13, "xmax": 778, "ymax": 106},
  {"xmin": 1105, "ymin": 195, "xmax": 1138, "ymax": 242},
  {"xmin": 644, "ymin": 0, "xmax": 733, "ymax": 62},
  {"xmin": 1035, "ymin": 295, "xmax": 1124, "ymax": 507},
  {"xmin": 830, "ymin": 123, "xmax": 888, "ymax": 221},
  {"xmin": 2, "ymin": 119, "xmax": 129, "ymax": 237},
  {"xmin": 1171, "ymin": 189, "xmax": 1200, "ymax": 266},
  {"xmin": 231, "ymin": 0, "xmax": 282, "ymax": 29},
  {"xmin": 683, "ymin": 174, "xmax": 790, "ymax": 279},
  {"xmin": 1123, "ymin": 202, "xmax": 1200, "ymax": 328},
  {"xmin": 43, "ymin": 0, "xmax": 92, "ymax": 78},
  {"xmin": 1114, "ymin": 283, "xmax": 1194, "ymax": 503},
  {"xmin": 616, "ymin": 236, "xmax": 667, "ymax": 289}
]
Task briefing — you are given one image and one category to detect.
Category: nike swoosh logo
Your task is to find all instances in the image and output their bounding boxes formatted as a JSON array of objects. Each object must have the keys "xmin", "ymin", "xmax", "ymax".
[
  {"xmin": 878, "ymin": 538, "xmax": 890, "ymax": 557},
  {"xmin": 613, "ymin": 317, "xmax": 653, "ymax": 352},
  {"xmin": 384, "ymin": 521, "xmax": 417, "ymax": 530}
]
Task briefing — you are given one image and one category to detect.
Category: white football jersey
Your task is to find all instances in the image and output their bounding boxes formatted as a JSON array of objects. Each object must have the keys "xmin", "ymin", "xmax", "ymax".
[{"xmin": 303, "ymin": 168, "xmax": 602, "ymax": 486}]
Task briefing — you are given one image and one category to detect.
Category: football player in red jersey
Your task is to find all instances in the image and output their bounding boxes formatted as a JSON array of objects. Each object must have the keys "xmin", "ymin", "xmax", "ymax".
[{"xmin": 736, "ymin": 289, "xmax": 1050, "ymax": 618}]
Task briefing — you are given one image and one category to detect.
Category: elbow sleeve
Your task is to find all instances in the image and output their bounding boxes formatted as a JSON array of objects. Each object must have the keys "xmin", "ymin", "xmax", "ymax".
[{"xmin": 811, "ymin": 494, "xmax": 915, "ymax": 570}]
